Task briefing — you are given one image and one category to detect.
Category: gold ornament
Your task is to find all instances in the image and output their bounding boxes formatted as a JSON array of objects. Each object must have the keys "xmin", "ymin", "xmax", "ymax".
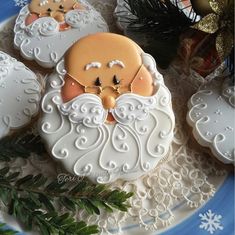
[
  {"xmin": 191, "ymin": 0, "xmax": 213, "ymax": 16},
  {"xmin": 192, "ymin": 0, "xmax": 234, "ymax": 61}
]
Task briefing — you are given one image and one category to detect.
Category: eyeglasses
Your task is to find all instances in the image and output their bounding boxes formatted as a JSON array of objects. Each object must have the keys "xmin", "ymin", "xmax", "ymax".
[
  {"xmin": 84, "ymin": 85, "xmax": 131, "ymax": 96},
  {"xmin": 66, "ymin": 73, "xmax": 132, "ymax": 96},
  {"xmin": 66, "ymin": 64, "xmax": 145, "ymax": 96}
]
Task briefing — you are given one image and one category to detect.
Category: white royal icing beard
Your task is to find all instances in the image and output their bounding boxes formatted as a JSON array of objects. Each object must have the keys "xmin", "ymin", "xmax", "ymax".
[
  {"xmin": 39, "ymin": 54, "xmax": 175, "ymax": 183},
  {"xmin": 0, "ymin": 52, "xmax": 41, "ymax": 138},
  {"xmin": 14, "ymin": 1, "xmax": 109, "ymax": 68}
]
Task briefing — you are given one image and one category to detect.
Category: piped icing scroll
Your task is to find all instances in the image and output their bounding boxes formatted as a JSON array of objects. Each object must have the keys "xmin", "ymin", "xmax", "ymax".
[
  {"xmin": 14, "ymin": 0, "xmax": 109, "ymax": 68},
  {"xmin": 0, "ymin": 51, "xmax": 41, "ymax": 139},
  {"xmin": 187, "ymin": 77, "xmax": 235, "ymax": 165},
  {"xmin": 39, "ymin": 33, "xmax": 175, "ymax": 183}
]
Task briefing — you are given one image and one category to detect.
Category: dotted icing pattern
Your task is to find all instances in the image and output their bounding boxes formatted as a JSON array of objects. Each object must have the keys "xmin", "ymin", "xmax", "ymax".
[
  {"xmin": 39, "ymin": 35, "xmax": 175, "ymax": 183},
  {"xmin": 0, "ymin": 51, "xmax": 41, "ymax": 138},
  {"xmin": 187, "ymin": 78, "xmax": 235, "ymax": 165},
  {"xmin": 14, "ymin": 0, "xmax": 109, "ymax": 68},
  {"xmin": 0, "ymin": 1, "xmax": 229, "ymax": 233}
]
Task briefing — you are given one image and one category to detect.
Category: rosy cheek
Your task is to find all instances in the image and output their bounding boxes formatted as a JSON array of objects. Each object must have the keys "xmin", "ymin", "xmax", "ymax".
[
  {"xmin": 25, "ymin": 13, "xmax": 39, "ymax": 26},
  {"xmin": 131, "ymin": 66, "xmax": 154, "ymax": 96},
  {"xmin": 61, "ymin": 75, "xmax": 84, "ymax": 103},
  {"xmin": 59, "ymin": 22, "xmax": 71, "ymax": 31}
]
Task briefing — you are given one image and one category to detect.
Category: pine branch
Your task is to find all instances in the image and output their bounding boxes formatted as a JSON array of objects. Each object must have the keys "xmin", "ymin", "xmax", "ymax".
[
  {"xmin": 116, "ymin": 0, "xmax": 197, "ymax": 68},
  {"xmin": 0, "ymin": 168, "xmax": 133, "ymax": 235},
  {"xmin": 0, "ymin": 224, "xmax": 18, "ymax": 235},
  {"xmin": 0, "ymin": 132, "xmax": 46, "ymax": 162},
  {"xmin": 122, "ymin": 0, "xmax": 194, "ymax": 38}
]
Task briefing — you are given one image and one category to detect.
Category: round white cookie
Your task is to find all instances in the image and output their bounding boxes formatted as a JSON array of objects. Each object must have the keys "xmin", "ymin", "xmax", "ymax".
[
  {"xmin": 14, "ymin": 0, "xmax": 109, "ymax": 68},
  {"xmin": 0, "ymin": 51, "xmax": 41, "ymax": 139},
  {"xmin": 39, "ymin": 33, "xmax": 175, "ymax": 184},
  {"xmin": 187, "ymin": 77, "xmax": 234, "ymax": 165}
]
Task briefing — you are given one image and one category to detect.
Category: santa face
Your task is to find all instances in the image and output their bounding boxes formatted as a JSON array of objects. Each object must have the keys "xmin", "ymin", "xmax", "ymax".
[
  {"xmin": 28, "ymin": 0, "xmax": 81, "ymax": 24},
  {"xmin": 40, "ymin": 33, "xmax": 175, "ymax": 183},
  {"xmin": 61, "ymin": 33, "xmax": 155, "ymax": 120},
  {"xmin": 14, "ymin": 0, "xmax": 108, "ymax": 68}
]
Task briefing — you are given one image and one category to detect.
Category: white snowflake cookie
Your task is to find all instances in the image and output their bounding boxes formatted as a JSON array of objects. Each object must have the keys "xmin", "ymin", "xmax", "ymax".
[
  {"xmin": 14, "ymin": 0, "xmax": 109, "ymax": 68},
  {"xmin": 187, "ymin": 77, "xmax": 235, "ymax": 165},
  {"xmin": 39, "ymin": 33, "xmax": 175, "ymax": 184},
  {"xmin": 0, "ymin": 51, "xmax": 41, "ymax": 139}
]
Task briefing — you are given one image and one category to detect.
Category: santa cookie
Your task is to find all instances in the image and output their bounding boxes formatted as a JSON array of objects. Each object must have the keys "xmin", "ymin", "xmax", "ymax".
[
  {"xmin": 0, "ymin": 51, "xmax": 41, "ymax": 139},
  {"xmin": 14, "ymin": 0, "xmax": 108, "ymax": 68},
  {"xmin": 187, "ymin": 77, "xmax": 234, "ymax": 165},
  {"xmin": 39, "ymin": 33, "xmax": 175, "ymax": 183}
]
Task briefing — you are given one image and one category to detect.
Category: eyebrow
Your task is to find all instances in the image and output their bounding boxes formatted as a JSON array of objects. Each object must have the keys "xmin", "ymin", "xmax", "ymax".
[
  {"xmin": 85, "ymin": 62, "xmax": 102, "ymax": 71},
  {"xmin": 39, "ymin": 0, "xmax": 49, "ymax": 6},
  {"xmin": 108, "ymin": 60, "xmax": 125, "ymax": 68}
]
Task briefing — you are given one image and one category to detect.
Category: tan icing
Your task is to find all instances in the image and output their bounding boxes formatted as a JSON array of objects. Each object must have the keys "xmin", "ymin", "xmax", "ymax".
[
  {"xmin": 62, "ymin": 33, "xmax": 154, "ymax": 107},
  {"xmin": 131, "ymin": 65, "xmax": 154, "ymax": 96},
  {"xmin": 29, "ymin": 0, "xmax": 82, "ymax": 19}
]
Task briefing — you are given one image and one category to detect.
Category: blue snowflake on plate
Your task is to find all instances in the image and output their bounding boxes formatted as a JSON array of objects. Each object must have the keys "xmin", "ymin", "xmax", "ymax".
[
  {"xmin": 199, "ymin": 210, "xmax": 223, "ymax": 234},
  {"xmin": 14, "ymin": 0, "xmax": 28, "ymax": 7}
]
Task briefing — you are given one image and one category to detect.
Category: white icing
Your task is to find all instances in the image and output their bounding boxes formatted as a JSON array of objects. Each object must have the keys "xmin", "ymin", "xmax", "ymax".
[
  {"xmin": 187, "ymin": 78, "xmax": 235, "ymax": 165},
  {"xmin": 40, "ymin": 0, "xmax": 49, "ymax": 6},
  {"xmin": 0, "ymin": 53, "xmax": 16, "ymax": 84},
  {"xmin": 108, "ymin": 60, "xmax": 125, "ymax": 68},
  {"xmin": 85, "ymin": 62, "xmax": 102, "ymax": 71},
  {"xmin": 39, "ymin": 52, "xmax": 175, "ymax": 183},
  {"xmin": 14, "ymin": 1, "xmax": 109, "ymax": 68},
  {"xmin": 221, "ymin": 78, "xmax": 235, "ymax": 107},
  {"xmin": 59, "ymin": 94, "xmax": 108, "ymax": 127},
  {"xmin": 0, "ymin": 51, "xmax": 41, "ymax": 139}
]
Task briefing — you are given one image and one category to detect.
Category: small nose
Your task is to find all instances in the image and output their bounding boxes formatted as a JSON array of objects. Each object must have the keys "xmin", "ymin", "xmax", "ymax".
[
  {"xmin": 52, "ymin": 12, "xmax": 64, "ymax": 22},
  {"xmin": 102, "ymin": 96, "xmax": 116, "ymax": 110}
]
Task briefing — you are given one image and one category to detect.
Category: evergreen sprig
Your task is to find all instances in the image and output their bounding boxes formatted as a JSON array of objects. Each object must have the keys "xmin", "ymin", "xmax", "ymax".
[
  {"xmin": 123, "ymin": 0, "xmax": 194, "ymax": 38},
  {"xmin": 0, "ymin": 167, "xmax": 133, "ymax": 235},
  {"xmin": 0, "ymin": 133, "xmax": 46, "ymax": 161},
  {"xmin": 0, "ymin": 223, "xmax": 18, "ymax": 235},
  {"xmin": 117, "ymin": 0, "xmax": 197, "ymax": 68}
]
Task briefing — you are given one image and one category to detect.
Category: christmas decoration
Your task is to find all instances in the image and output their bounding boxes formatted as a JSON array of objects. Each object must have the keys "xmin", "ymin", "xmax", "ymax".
[
  {"xmin": 192, "ymin": 0, "xmax": 234, "ymax": 62},
  {"xmin": 0, "ymin": 132, "xmax": 133, "ymax": 235},
  {"xmin": 116, "ymin": 0, "xmax": 234, "ymax": 78},
  {"xmin": 116, "ymin": 0, "xmax": 196, "ymax": 68},
  {"xmin": 191, "ymin": 0, "xmax": 213, "ymax": 16},
  {"xmin": 175, "ymin": 29, "xmax": 221, "ymax": 77}
]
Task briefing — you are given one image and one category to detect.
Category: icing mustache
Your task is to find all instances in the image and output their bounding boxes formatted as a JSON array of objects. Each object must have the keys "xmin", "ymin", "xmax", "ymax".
[
  {"xmin": 25, "ymin": 9, "xmax": 92, "ymax": 37},
  {"xmin": 59, "ymin": 93, "xmax": 156, "ymax": 127}
]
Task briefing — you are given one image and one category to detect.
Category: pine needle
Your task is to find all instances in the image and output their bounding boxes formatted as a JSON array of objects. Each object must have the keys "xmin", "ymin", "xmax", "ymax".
[
  {"xmin": 0, "ymin": 132, "xmax": 46, "ymax": 161},
  {"xmin": 0, "ymin": 168, "xmax": 133, "ymax": 235}
]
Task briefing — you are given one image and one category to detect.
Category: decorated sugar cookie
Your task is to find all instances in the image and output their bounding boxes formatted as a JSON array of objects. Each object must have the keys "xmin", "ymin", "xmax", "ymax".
[
  {"xmin": 0, "ymin": 51, "xmax": 41, "ymax": 139},
  {"xmin": 14, "ymin": 0, "xmax": 108, "ymax": 68},
  {"xmin": 187, "ymin": 77, "xmax": 234, "ymax": 165},
  {"xmin": 39, "ymin": 33, "xmax": 175, "ymax": 183}
]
